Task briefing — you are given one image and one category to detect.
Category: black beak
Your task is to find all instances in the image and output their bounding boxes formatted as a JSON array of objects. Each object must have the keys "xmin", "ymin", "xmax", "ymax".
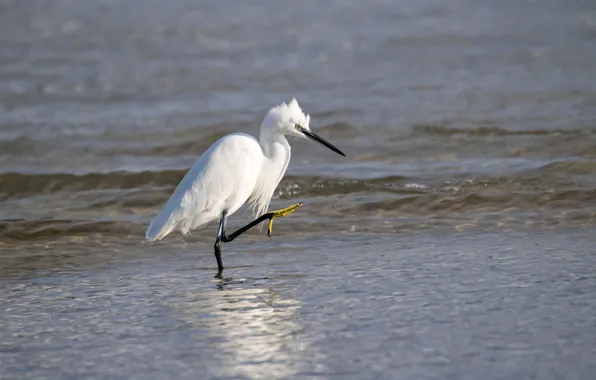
[{"xmin": 301, "ymin": 128, "xmax": 346, "ymax": 157}]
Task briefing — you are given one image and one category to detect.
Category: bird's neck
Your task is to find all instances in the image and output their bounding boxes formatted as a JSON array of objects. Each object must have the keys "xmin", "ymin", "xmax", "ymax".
[{"xmin": 259, "ymin": 130, "xmax": 290, "ymax": 158}]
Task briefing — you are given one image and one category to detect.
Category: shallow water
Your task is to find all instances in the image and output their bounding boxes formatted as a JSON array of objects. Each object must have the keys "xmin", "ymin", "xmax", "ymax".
[
  {"xmin": 2, "ymin": 232, "xmax": 596, "ymax": 379},
  {"xmin": 1, "ymin": 0, "xmax": 596, "ymax": 379}
]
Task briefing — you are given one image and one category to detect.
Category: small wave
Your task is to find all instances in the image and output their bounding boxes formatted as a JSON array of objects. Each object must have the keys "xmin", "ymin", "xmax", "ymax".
[
  {"xmin": 0, "ymin": 170, "xmax": 187, "ymax": 199},
  {"xmin": 2, "ymin": 166, "xmax": 596, "ymax": 238},
  {"xmin": 413, "ymin": 125, "xmax": 596, "ymax": 137},
  {"xmin": 3, "ymin": 166, "xmax": 593, "ymax": 205},
  {"xmin": 536, "ymin": 161, "xmax": 596, "ymax": 175},
  {"xmin": 276, "ymin": 175, "xmax": 410, "ymax": 198},
  {"xmin": 0, "ymin": 136, "xmax": 42, "ymax": 156},
  {"xmin": 404, "ymin": 183, "xmax": 429, "ymax": 191},
  {"xmin": 2, "ymin": 189, "xmax": 596, "ymax": 240},
  {"xmin": 0, "ymin": 219, "xmax": 139, "ymax": 240},
  {"xmin": 347, "ymin": 189, "xmax": 596, "ymax": 214},
  {"xmin": 0, "ymin": 171, "xmax": 413, "ymax": 200}
]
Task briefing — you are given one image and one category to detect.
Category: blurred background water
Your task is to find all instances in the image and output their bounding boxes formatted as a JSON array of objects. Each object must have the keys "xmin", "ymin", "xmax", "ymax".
[{"xmin": 1, "ymin": 0, "xmax": 596, "ymax": 379}]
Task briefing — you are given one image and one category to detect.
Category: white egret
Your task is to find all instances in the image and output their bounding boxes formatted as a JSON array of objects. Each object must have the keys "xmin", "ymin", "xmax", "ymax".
[{"xmin": 146, "ymin": 98, "xmax": 345, "ymax": 276}]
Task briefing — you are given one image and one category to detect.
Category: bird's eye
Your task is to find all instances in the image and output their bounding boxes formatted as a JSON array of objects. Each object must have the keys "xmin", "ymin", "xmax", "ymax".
[{"xmin": 295, "ymin": 124, "xmax": 301, "ymax": 130}]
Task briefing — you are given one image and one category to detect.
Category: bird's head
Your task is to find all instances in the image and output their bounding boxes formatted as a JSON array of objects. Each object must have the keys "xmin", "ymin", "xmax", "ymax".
[{"xmin": 262, "ymin": 98, "xmax": 345, "ymax": 156}]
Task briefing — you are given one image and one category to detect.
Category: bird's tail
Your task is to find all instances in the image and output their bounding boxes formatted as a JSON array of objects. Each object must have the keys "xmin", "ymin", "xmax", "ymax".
[{"xmin": 145, "ymin": 210, "xmax": 176, "ymax": 241}]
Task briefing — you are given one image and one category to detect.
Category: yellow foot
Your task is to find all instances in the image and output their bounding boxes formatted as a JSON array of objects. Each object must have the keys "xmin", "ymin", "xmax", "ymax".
[{"xmin": 267, "ymin": 202, "xmax": 303, "ymax": 237}]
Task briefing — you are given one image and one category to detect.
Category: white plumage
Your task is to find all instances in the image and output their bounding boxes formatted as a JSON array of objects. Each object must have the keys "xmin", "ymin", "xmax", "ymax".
[{"xmin": 146, "ymin": 98, "xmax": 341, "ymax": 242}]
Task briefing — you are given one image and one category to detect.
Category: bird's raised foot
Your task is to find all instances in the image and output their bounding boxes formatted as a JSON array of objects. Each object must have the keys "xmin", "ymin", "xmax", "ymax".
[{"xmin": 267, "ymin": 202, "xmax": 303, "ymax": 237}]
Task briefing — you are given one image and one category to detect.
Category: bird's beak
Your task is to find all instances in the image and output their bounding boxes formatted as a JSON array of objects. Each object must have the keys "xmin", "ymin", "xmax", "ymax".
[{"xmin": 301, "ymin": 128, "xmax": 346, "ymax": 157}]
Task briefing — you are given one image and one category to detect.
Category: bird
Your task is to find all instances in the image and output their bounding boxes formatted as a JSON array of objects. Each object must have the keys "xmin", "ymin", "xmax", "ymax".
[{"xmin": 145, "ymin": 98, "xmax": 345, "ymax": 276}]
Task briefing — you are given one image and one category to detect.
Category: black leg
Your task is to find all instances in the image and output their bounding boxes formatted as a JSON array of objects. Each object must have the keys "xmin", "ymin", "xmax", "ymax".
[
  {"xmin": 213, "ymin": 211, "xmax": 227, "ymax": 277},
  {"xmin": 212, "ymin": 203, "xmax": 303, "ymax": 276},
  {"xmin": 220, "ymin": 213, "xmax": 274, "ymax": 242},
  {"xmin": 214, "ymin": 240, "xmax": 223, "ymax": 272}
]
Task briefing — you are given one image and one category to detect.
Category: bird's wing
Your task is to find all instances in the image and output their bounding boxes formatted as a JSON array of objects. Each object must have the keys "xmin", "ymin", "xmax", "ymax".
[{"xmin": 146, "ymin": 133, "xmax": 262, "ymax": 240}]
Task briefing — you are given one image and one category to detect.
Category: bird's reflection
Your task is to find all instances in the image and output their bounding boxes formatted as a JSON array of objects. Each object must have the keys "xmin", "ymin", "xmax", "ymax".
[
  {"xmin": 215, "ymin": 275, "xmax": 237, "ymax": 290},
  {"xmin": 169, "ymin": 276, "xmax": 305, "ymax": 379}
]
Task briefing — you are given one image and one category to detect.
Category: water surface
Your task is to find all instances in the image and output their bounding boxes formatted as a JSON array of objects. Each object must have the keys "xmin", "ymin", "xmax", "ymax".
[{"xmin": 1, "ymin": 0, "xmax": 596, "ymax": 379}]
